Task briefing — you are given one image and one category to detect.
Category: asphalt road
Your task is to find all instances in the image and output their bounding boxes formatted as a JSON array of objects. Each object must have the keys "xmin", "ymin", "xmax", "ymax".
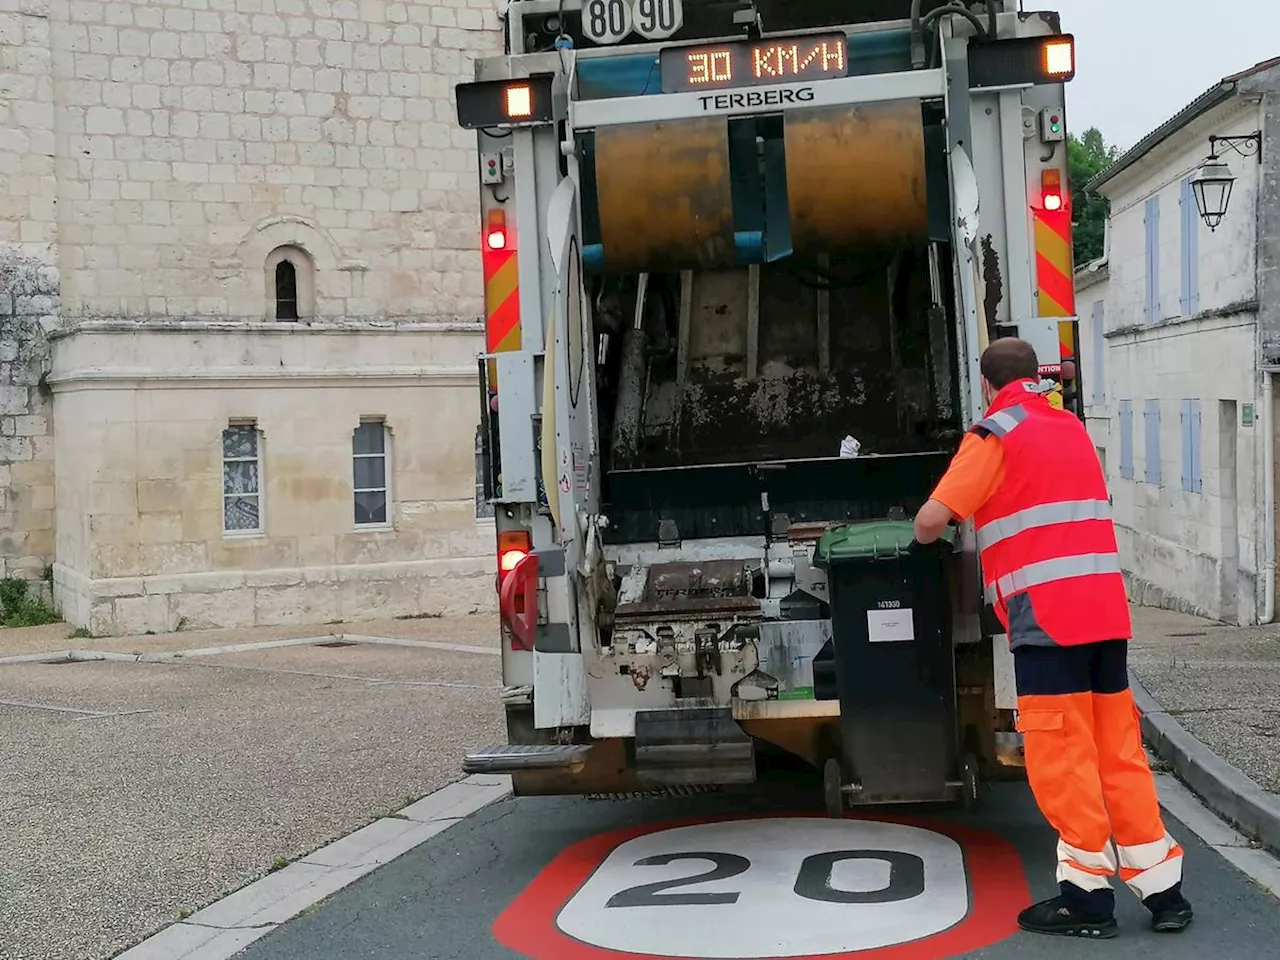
[{"xmin": 233, "ymin": 778, "xmax": 1280, "ymax": 960}]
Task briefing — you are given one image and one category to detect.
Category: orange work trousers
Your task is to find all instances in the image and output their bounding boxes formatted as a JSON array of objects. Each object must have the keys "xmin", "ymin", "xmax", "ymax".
[{"xmin": 1014, "ymin": 640, "xmax": 1184, "ymax": 910}]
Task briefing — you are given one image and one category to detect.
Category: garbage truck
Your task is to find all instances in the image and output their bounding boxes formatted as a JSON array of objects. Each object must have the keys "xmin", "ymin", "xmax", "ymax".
[{"xmin": 456, "ymin": 0, "xmax": 1080, "ymax": 814}]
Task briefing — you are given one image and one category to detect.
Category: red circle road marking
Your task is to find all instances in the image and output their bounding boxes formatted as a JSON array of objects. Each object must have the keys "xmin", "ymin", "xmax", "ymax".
[{"xmin": 493, "ymin": 812, "xmax": 1031, "ymax": 960}]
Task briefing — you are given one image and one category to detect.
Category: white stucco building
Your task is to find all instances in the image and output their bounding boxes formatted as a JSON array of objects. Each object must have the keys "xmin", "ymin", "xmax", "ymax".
[
  {"xmin": 1076, "ymin": 57, "xmax": 1280, "ymax": 624},
  {"xmin": 1, "ymin": 0, "xmax": 504, "ymax": 635}
]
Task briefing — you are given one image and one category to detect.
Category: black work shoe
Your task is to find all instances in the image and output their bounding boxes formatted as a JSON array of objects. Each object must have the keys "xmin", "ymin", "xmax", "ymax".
[
  {"xmin": 1146, "ymin": 892, "xmax": 1194, "ymax": 932},
  {"xmin": 1018, "ymin": 896, "xmax": 1119, "ymax": 939}
]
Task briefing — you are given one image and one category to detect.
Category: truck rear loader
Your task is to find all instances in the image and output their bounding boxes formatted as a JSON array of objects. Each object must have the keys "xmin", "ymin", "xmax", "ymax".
[{"xmin": 455, "ymin": 0, "xmax": 1082, "ymax": 814}]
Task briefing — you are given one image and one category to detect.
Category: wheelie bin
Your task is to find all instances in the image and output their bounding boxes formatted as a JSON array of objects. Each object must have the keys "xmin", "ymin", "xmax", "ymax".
[{"xmin": 813, "ymin": 521, "xmax": 975, "ymax": 813}]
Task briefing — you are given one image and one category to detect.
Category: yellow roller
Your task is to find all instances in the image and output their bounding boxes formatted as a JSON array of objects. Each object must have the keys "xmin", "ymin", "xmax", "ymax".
[
  {"xmin": 784, "ymin": 101, "xmax": 928, "ymax": 253},
  {"xmin": 594, "ymin": 118, "xmax": 737, "ymax": 272}
]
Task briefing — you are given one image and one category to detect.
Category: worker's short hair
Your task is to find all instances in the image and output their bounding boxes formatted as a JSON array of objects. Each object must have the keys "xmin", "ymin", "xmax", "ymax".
[{"xmin": 980, "ymin": 338, "xmax": 1040, "ymax": 389}]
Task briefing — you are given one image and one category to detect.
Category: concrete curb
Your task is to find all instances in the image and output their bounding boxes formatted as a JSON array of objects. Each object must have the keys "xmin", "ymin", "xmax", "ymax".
[
  {"xmin": 111, "ymin": 774, "xmax": 512, "ymax": 960},
  {"xmin": 1131, "ymin": 672, "xmax": 1280, "ymax": 858},
  {"xmin": 0, "ymin": 634, "xmax": 499, "ymax": 667}
]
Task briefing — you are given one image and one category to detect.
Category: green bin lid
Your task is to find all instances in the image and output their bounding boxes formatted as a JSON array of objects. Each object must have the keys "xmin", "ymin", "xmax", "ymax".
[{"xmin": 815, "ymin": 520, "xmax": 955, "ymax": 561}]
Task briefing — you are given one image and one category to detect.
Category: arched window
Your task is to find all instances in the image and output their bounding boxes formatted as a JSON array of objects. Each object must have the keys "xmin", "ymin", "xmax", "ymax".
[
  {"xmin": 275, "ymin": 259, "xmax": 299, "ymax": 320},
  {"xmin": 264, "ymin": 245, "xmax": 315, "ymax": 321}
]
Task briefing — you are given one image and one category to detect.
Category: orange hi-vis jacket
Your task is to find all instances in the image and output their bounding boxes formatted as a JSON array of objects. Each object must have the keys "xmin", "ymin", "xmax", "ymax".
[{"xmin": 970, "ymin": 378, "xmax": 1132, "ymax": 649}]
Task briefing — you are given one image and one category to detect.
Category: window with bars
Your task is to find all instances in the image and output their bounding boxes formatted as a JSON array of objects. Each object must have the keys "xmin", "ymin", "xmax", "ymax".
[
  {"xmin": 222, "ymin": 422, "xmax": 262, "ymax": 533},
  {"xmin": 353, "ymin": 420, "xmax": 390, "ymax": 527}
]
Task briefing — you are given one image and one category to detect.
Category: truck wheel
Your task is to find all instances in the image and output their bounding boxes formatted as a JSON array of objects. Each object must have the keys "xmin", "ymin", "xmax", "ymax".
[{"xmin": 823, "ymin": 758, "xmax": 845, "ymax": 819}]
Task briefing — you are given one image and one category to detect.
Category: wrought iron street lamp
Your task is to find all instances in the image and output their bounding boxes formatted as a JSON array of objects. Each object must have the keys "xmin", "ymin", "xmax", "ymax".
[{"xmin": 1191, "ymin": 131, "xmax": 1262, "ymax": 232}]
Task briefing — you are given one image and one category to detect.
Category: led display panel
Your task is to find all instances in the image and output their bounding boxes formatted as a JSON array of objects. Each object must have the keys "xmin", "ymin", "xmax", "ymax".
[{"xmin": 659, "ymin": 33, "xmax": 848, "ymax": 93}]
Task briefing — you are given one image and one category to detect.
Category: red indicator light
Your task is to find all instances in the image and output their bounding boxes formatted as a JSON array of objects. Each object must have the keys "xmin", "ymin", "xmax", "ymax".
[
  {"xmin": 485, "ymin": 209, "xmax": 508, "ymax": 251},
  {"xmin": 1040, "ymin": 169, "xmax": 1065, "ymax": 212},
  {"xmin": 498, "ymin": 529, "xmax": 532, "ymax": 579}
]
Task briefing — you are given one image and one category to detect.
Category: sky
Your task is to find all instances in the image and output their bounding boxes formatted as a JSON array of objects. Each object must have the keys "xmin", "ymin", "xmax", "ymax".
[{"xmin": 1054, "ymin": 0, "xmax": 1278, "ymax": 151}]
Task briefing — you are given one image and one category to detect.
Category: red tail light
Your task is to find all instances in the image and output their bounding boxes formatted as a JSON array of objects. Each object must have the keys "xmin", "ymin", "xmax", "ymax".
[
  {"xmin": 485, "ymin": 209, "xmax": 508, "ymax": 251},
  {"xmin": 1041, "ymin": 169, "xmax": 1065, "ymax": 212},
  {"xmin": 497, "ymin": 529, "xmax": 536, "ymax": 652},
  {"xmin": 498, "ymin": 529, "xmax": 531, "ymax": 581}
]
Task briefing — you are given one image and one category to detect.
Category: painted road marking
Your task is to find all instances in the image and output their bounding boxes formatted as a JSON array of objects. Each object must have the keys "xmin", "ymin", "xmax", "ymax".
[{"xmin": 495, "ymin": 814, "xmax": 1028, "ymax": 959}]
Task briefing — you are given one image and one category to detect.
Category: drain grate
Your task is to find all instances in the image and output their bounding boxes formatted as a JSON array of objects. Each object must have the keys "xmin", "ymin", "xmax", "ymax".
[
  {"xmin": 587, "ymin": 785, "xmax": 724, "ymax": 801},
  {"xmin": 314, "ymin": 639, "xmax": 358, "ymax": 648}
]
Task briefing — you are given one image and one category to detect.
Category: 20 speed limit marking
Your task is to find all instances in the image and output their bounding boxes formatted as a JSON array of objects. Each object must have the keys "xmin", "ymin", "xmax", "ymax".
[{"xmin": 494, "ymin": 814, "xmax": 1029, "ymax": 959}]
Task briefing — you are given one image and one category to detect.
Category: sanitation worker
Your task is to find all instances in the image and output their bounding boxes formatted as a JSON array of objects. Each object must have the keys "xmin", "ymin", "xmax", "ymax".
[{"xmin": 912, "ymin": 337, "xmax": 1193, "ymax": 939}]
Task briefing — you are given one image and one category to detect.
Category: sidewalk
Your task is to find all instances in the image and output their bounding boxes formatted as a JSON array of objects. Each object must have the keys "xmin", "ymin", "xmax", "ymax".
[
  {"xmin": 0, "ymin": 615, "xmax": 504, "ymax": 960},
  {"xmin": 1129, "ymin": 606, "xmax": 1280, "ymax": 797}
]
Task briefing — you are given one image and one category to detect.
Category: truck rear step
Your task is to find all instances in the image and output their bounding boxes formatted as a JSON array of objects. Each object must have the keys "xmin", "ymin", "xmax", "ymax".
[
  {"xmin": 634, "ymin": 707, "xmax": 756, "ymax": 786},
  {"xmin": 462, "ymin": 743, "xmax": 591, "ymax": 774}
]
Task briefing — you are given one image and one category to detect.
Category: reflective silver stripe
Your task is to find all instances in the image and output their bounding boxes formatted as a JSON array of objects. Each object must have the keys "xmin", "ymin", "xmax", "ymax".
[
  {"xmin": 984, "ymin": 581, "xmax": 998, "ymax": 604},
  {"xmin": 996, "ymin": 553, "xmax": 1122, "ymax": 597},
  {"xmin": 976, "ymin": 499, "xmax": 1113, "ymax": 551},
  {"xmin": 975, "ymin": 405, "xmax": 1029, "ymax": 438}
]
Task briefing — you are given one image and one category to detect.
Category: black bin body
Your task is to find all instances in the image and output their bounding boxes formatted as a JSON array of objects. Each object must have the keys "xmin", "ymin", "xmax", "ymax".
[{"xmin": 826, "ymin": 544, "xmax": 958, "ymax": 803}]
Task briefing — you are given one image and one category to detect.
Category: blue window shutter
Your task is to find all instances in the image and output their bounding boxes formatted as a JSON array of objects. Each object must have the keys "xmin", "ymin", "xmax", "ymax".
[
  {"xmin": 1119, "ymin": 401, "xmax": 1134, "ymax": 480},
  {"xmin": 1182, "ymin": 185, "xmax": 1192, "ymax": 313},
  {"xmin": 1180, "ymin": 399, "xmax": 1192, "ymax": 491},
  {"xmin": 1180, "ymin": 179, "xmax": 1201, "ymax": 317},
  {"xmin": 1144, "ymin": 399, "xmax": 1161, "ymax": 485},
  {"xmin": 1179, "ymin": 180, "xmax": 1190, "ymax": 316},
  {"xmin": 1145, "ymin": 195, "xmax": 1160, "ymax": 323},
  {"xmin": 1091, "ymin": 300, "xmax": 1106, "ymax": 405},
  {"xmin": 1144, "ymin": 201, "xmax": 1151, "ymax": 322},
  {"xmin": 1191, "ymin": 400, "xmax": 1202, "ymax": 493}
]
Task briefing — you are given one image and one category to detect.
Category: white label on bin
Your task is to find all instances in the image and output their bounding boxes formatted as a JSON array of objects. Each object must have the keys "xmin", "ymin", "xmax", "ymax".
[{"xmin": 867, "ymin": 608, "xmax": 915, "ymax": 643}]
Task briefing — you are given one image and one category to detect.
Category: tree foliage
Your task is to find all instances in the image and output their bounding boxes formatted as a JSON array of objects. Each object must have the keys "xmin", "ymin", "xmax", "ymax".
[{"xmin": 1068, "ymin": 127, "xmax": 1121, "ymax": 266}]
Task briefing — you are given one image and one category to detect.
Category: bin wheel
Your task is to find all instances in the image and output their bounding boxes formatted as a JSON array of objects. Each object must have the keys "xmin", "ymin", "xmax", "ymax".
[
  {"xmin": 823, "ymin": 758, "xmax": 845, "ymax": 818},
  {"xmin": 961, "ymin": 752, "xmax": 981, "ymax": 810}
]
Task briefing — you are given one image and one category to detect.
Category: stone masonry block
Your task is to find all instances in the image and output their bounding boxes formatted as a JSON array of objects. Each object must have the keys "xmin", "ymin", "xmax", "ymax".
[
  {"xmin": 114, "ymin": 593, "xmax": 173, "ymax": 634},
  {"xmin": 171, "ymin": 590, "xmax": 255, "ymax": 630},
  {"xmin": 0, "ymin": 436, "xmax": 32, "ymax": 460},
  {"xmin": 13, "ymin": 414, "xmax": 46, "ymax": 436}
]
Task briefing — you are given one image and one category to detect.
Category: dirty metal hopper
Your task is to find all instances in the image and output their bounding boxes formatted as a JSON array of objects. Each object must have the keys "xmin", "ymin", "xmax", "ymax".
[{"xmin": 589, "ymin": 99, "xmax": 929, "ymax": 273}]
